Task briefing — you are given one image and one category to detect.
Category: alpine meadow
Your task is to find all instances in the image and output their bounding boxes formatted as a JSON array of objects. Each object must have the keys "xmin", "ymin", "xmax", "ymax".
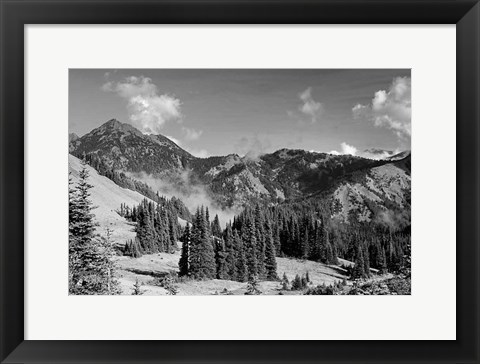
[{"xmin": 69, "ymin": 69, "xmax": 411, "ymax": 295}]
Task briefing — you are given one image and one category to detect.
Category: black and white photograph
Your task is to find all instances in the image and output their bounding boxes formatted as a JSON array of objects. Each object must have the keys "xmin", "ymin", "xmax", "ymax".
[{"xmin": 68, "ymin": 69, "xmax": 411, "ymax": 296}]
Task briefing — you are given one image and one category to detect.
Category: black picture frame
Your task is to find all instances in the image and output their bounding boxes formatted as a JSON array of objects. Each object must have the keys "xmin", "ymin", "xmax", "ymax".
[{"xmin": 1, "ymin": 1, "xmax": 479, "ymax": 363}]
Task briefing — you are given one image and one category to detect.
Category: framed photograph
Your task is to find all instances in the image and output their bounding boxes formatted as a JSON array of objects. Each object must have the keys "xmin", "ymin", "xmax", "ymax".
[{"xmin": 1, "ymin": 0, "xmax": 478, "ymax": 363}]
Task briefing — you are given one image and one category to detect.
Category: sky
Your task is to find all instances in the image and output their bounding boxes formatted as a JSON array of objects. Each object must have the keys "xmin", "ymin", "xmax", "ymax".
[{"xmin": 69, "ymin": 69, "xmax": 411, "ymax": 158}]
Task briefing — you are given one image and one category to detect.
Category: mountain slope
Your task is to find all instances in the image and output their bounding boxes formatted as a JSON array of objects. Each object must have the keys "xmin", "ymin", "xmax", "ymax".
[
  {"xmin": 70, "ymin": 119, "xmax": 411, "ymax": 225},
  {"xmin": 71, "ymin": 119, "xmax": 193, "ymax": 177},
  {"xmin": 330, "ymin": 160, "xmax": 410, "ymax": 225},
  {"xmin": 69, "ymin": 154, "xmax": 155, "ymax": 246}
]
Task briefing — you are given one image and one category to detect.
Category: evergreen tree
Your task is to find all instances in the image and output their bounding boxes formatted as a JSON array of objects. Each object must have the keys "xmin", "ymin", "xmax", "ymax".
[
  {"xmin": 178, "ymin": 223, "xmax": 191, "ymax": 277},
  {"xmin": 254, "ymin": 205, "xmax": 266, "ymax": 276},
  {"xmin": 224, "ymin": 224, "xmax": 236, "ymax": 280},
  {"xmin": 264, "ymin": 221, "xmax": 278, "ymax": 280},
  {"xmin": 69, "ymin": 161, "xmax": 119, "ymax": 295},
  {"xmin": 211, "ymin": 214, "xmax": 222, "ymax": 238},
  {"xmin": 245, "ymin": 275, "xmax": 262, "ymax": 295},
  {"xmin": 273, "ymin": 224, "xmax": 282, "ymax": 256},
  {"xmin": 309, "ymin": 220, "xmax": 323, "ymax": 261},
  {"xmin": 98, "ymin": 228, "xmax": 121, "ymax": 294},
  {"xmin": 244, "ymin": 218, "xmax": 258, "ymax": 279},
  {"xmin": 124, "ymin": 239, "xmax": 143, "ymax": 258},
  {"xmin": 132, "ymin": 278, "xmax": 144, "ymax": 295},
  {"xmin": 281, "ymin": 272, "xmax": 290, "ymax": 290},
  {"xmin": 291, "ymin": 274, "xmax": 303, "ymax": 290},
  {"xmin": 205, "ymin": 207, "xmax": 210, "ymax": 227},
  {"xmin": 378, "ymin": 245, "xmax": 388, "ymax": 274},
  {"xmin": 324, "ymin": 231, "xmax": 337, "ymax": 264},
  {"xmin": 301, "ymin": 225, "xmax": 309, "ymax": 259},
  {"xmin": 163, "ymin": 276, "xmax": 179, "ymax": 295},
  {"xmin": 214, "ymin": 237, "xmax": 228, "ymax": 279},
  {"xmin": 189, "ymin": 207, "xmax": 216, "ymax": 279},
  {"xmin": 234, "ymin": 230, "xmax": 248, "ymax": 282},
  {"xmin": 136, "ymin": 201, "xmax": 158, "ymax": 253},
  {"xmin": 168, "ymin": 217, "xmax": 178, "ymax": 252},
  {"xmin": 352, "ymin": 244, "xmax": 367, "ymax": 279},
  {"xmin": 362, "ymin": 242, "xmax": 371, "ymax": 278}
]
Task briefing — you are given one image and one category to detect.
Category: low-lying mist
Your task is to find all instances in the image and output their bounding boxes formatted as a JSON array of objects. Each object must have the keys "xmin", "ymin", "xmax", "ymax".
[{"xmin": 127, "ymin": 170, "xmax": 240, "ymax": 228}]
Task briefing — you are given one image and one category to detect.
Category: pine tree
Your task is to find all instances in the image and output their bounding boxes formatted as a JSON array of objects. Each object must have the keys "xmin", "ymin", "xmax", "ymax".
[
  {"xmin": 254, "ymin": 205, "xmax": 266, "ymax": 277},
  {"xmin": 168, "ymin": 217, "xmax": 178, "ymax": 252},
  {"xmin": 352, "ymin": 244, "xmax": 367, "ymax": 279},
  {"xmin": 136, "ymin": 201, "xmax": 157, "ymax": 253},
  {"xmin": 273, "ymin": 224, "xmax": 282, "ymax": 256},
  {"xmin": 214, "ymin": 237, "xmax": 228, "ymax": 279},
  {"xmin": 99, "ymin": 228, "xmax": 121, "ymax": 294},
  {"xmin": 224, "ymin": 224, "xmax": 236, "ymax": 280},
  {"xmin": 378, "ymin": 245, "xmax": 388, "ymax": 274},
  {"xmin": 245, "ymin": 275, "xmax": 262, "ymax": 295},
  {"xmin": 281, "ymin": 272, "xmax": 290, "ymax": 290},
  {"xmin": 244, "ymin": 218, "xmax": 258, "ymax": 279},
  {"xmin": 132, "ymin": 278, "xmax": 144, "ymax": 295},
  {"xmin": 211, "ymin": 214, "xmax": 222, "ymax": 238},
  {"xmin": 189, "ymin": 208, "xmax": 216, "ymax": 279},
  {"xmin": 163, "ymin": 275, "xmax": 178, "ymax": 295},
  {"xmin": 362, "ymin": 242, "xmax": 371, "ymax": 278},
  {"xmin": 69, "ymin": 160, "xmax": 119, "ymax": 295},
  {"xmin": 264, "ymin": 220, "xmax": 278, "ymax": 280},
  {"xmin": 301, "ymin": 225, "xmax": 309, "ymax": 259},
  {"xmin": 124, "ymin": 239, "xmax": 143, "ymax": 258},
  {"xmin": 234, "ymin": 230, "xmax": 248, "ymax": 282},
  {"xmin": 324, "ymin": 231, "xmax": 337, "ymax": 264},
  {"xmin": 291, "ymin": 274, "xmax": 303, "ymax": 290},
  {"xmin": 205, "ymin": 207, "xmax": 210, "ymax": 227},
  {"xmin": 178, "ymin": 223, "xmax": 191, "ymax": 277}
]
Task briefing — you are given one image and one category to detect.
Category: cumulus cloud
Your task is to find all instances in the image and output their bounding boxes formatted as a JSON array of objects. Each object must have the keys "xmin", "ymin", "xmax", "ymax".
[
  {"xmin": 330, "ymin": 142, "xmax": 358, "ymax": 156},
  {"xmin": 352, "ymin": 77, "xmax": 411, "ymax": 140},
  {"xmin": 298, "ymin": 87, "xmax": 323, "ymax": 123},
  {"xmin": 102, "ymin": 75, "xmax": 182, "ymax": 134}
]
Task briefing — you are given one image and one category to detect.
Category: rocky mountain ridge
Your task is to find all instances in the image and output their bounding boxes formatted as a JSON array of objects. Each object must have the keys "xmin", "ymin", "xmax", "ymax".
[{"xmin": 70, "ymin": 119, "xmax": 411, "ymax": 225}]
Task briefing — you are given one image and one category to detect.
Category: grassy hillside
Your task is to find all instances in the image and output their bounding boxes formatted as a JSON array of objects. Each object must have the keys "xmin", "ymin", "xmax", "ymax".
[{"xmin": 69, "ymin": 154, "xmax": 155, "ymax": 247}]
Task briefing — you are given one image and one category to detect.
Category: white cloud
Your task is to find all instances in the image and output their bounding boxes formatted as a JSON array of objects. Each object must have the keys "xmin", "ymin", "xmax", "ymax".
[
  {"xmin": 328, "ymin": 142, "xmax": 403, "ymax": 160},
  {"xmin": 182, "ymin": 126, "xmax": 203, "ymax": 141},
  {"xmin": 361, "ymin": 148, "xmax": 401, "ymax": 160},
  {"xmin": 189, "ymin": 149, "xmax": 210, "ymax": 158},
  {"xmin": 298, "ymin": 87, "xmax": 323, "ymax": 123},
  {"xmin": 234, "ymin": 136, "xmax": 271, "ymax": 160},
  {"xmin": 352, "ymin": 103, "xmax": 369, "ymax": 119},
  {"xmin": 352, "ymin": 77, "xmax": 411, "ymax": 140},
  {"xmin": 102, "ymin": 75, "xmax": 182, "ymax": 134},
  {"xmin": 330, "ymin": 142, "xmax": 358, "ymax": 156}
]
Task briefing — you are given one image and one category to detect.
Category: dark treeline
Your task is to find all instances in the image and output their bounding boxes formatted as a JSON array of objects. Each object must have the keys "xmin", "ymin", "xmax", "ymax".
[
  {"xmin": 82, "ymin": 152, "xmax": 191, "ymax": 221},
  {"xmin": 122, "ymin": 199, "xmax": 183, "ymax": 257},
  {"xmin": 178, "ymin": 205, "xmax": 278, "ymax": 282},
  {"xmin": 120, "ymin": 187, "xmax": 409, "ymax": 282},
  {"xmin": 123, "ymin": 198, "xmax": 410, "ymax": 282},
  {"xmin": 232, "ymin": 203, "xmax": 410, "ymax": 279}
]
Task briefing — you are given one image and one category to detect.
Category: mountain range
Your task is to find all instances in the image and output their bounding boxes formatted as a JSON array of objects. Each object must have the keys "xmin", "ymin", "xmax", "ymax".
[{"xmin": 69, "ymin": 119, "xmax": 411, "ymax": 226}]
